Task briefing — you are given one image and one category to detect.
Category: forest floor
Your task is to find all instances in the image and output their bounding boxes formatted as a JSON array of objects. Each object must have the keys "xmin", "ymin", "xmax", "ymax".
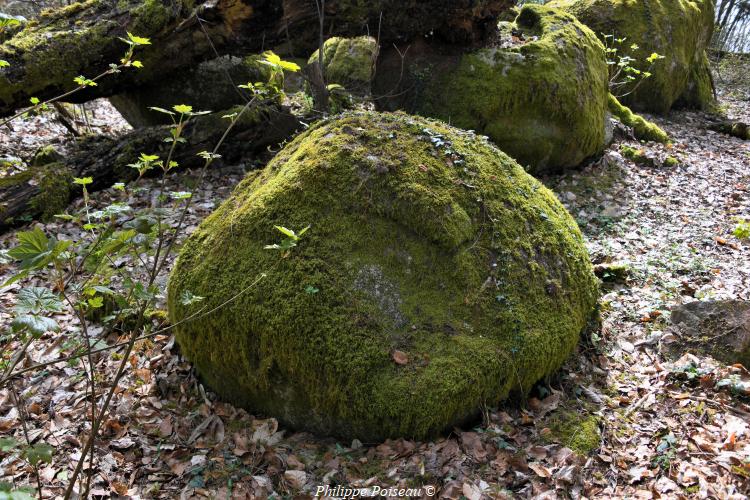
[{"xmin": 0, "ymin": 87, "xmax": 749, "ymax": 499}]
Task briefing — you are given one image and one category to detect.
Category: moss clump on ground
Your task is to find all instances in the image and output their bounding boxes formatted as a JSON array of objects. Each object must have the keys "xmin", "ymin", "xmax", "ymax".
[
  {"xmin": 413, "ymin": 5, "xmax": 609, "ymax": 174},
  {"xmin": 663, "ymin": 156, "xmax": 680, "ymax": 167},
  {"xmin": 543, "ymin": 409, "xmax": 601, "ymax": 454},
  {"xmin": 608, "ymin": 94, "xmax": 669, "ymax": 143},
  {"xmin": 308, "ymin": 36, "xmax": 378, "ymax": 92},
  {"xmin": 551, "ymin": 0, "xmax": 715, "ymax": 113},
  {"xmin": 168, "ymin": 111, "xmax": 599, "ymax": 441},
  {"xmin": 619, "ymin": 145, "xmax": 648, "ymax": 164}
]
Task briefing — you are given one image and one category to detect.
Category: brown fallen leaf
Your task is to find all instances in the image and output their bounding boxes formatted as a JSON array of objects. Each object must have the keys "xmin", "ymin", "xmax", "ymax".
[
  {"xmin": 284, "ymin": 469, "xmax": 307, "ymax": 490},
  {"xmin": 529, "ymin": 462, "xmax": 552, "ymax": 478},
  {"xmin": 111, "ymin": 482, "xmax": 129, "ymax": 496},
  {"xmin": 391, "ymin": 350, "xmax": 409, "ymax": 365}
]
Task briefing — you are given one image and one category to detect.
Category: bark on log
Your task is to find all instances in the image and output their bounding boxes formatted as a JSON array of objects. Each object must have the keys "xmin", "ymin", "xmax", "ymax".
[{"xmin": 0, "ymin": 103, "xmax": 300, "ymax": 230}]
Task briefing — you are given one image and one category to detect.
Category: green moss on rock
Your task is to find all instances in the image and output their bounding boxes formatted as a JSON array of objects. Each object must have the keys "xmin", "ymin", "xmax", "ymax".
[
  {"xmin": 551, "ymin": 0, "xmax": 715, "ymax": 113},
  {"xmin": 168, "ymin": 111, "xmax": 599, "ymax": 441},
  {"xmin": 608, "ymin": 94, "xmax": 668, "ymax": 143},
  {"xmin": 309, "ymin": 36, "xmax": 378, "ymax": 91},
  {"xmin": 410, "ymin": 5, "xmax": 610, "ymax": 174}
]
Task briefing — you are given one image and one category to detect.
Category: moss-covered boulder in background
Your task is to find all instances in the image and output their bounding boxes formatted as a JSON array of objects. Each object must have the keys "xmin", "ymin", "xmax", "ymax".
[
  {"xmin": 374, "ymin": 5, "xmax": 610, "ymax": 174},
  {"xmin": 550, "ymin": 0, "xmax": 715, "ymax": 113},
  {"xmin": 308, "ymin": 36, "xmax": 378, "ymax": 93},
  {"xmin": 168, "ymin": 111, "xmax": 599, "ymax": 441}
]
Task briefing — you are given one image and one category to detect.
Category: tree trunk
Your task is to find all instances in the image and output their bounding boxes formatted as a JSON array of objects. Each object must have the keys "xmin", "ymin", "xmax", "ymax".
[{"xmin": 0, "ymin": 103, "xmax": 300, "ymax": 230}]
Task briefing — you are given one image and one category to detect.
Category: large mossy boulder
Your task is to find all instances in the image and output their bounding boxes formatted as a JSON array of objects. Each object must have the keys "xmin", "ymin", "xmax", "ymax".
[
  {"xmin": 550, "ymin": 0, "xmax": 715, "ymax": 113},
  {"xmin": 374, "ymin": 5, "xmax": 610, "ymax": 174},
  {"xmin": 168, "ymin": 111, "xmax": 599, "ymax": 441}
]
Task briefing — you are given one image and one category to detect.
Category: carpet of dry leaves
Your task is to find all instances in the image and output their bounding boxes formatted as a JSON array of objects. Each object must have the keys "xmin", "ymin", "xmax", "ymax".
[{"xmin": 0, "ymin": 90, "xmax": 749, "ymax": 499}]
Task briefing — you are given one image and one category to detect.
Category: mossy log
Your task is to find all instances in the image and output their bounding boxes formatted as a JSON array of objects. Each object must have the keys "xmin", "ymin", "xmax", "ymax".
[
  {"xmin": 0, "ymin": 0, "xmax": 288, "ymax": 116},
  {"xmin": 708, "ymin": 120, "xmax": 749, "ymax": 140},
  {"xmin": 0, "ymin": 0, "xmax": 513, "ymax": 117},
  {"xmin": 0, "ymin": 104, "xmax": 300, "ymax": 230}
]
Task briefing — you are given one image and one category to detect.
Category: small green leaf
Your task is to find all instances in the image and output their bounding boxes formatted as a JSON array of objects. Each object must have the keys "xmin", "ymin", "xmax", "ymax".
[
  {"xmin": 0, "ymin": 60, "xmax": 9, "ymax": 68},
  {"xmin": 88, "ymin": 296, "xmax": 104, "ymax": 309},
  {"xmin": 126, "ymin": 32, "xmax": 151, "ymax": 46},
  {"xmin": 278, "ymin": 60, "xmax": 301, "ymax": 72},
  {"xmin": 139, "ymin": 153, "xmax": 160, "ymax": 162},
  {"xmin": 173, "ymin": 104, "xmax": 193, "ymax": 115},
  {"xmin": 197, "ymin": 151, "xmax": 221, "ymax": 160},
  {"xmin": 264, "ymin": 52, "xmax": 282, "ymax": 66},
  {"xmin": 0, "ymin": 437, "xmax": 18, "ymax": 453},
  {"xmin": 169, "ymin": 191, "xmax": 192, "ymax": 200},
  {"xmin": 73, "ymin": 177, "xmax": 93, "ymax": 186},
  {"xmin": 73, "ymin": 75, "xmax": 97, "ymax": 87},
  {"xmin": 180, "ymin": 290, "xmax": 205, "ymax": 306},
  {"xmin": 274, "ymin": 226, "xmax": 297, "ymax": 239},
  {"xmin": 148, "ymin": 106, "xmax": 175, "ymax": 116},
  {"xmin": 23, "ymin": 443, "xmax": 54, "ymax": 466}
]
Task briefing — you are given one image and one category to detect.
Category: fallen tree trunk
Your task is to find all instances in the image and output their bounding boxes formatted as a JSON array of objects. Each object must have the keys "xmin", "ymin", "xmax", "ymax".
[
  {"xmin": 708, "ymin": 120, "xmax": 749, "ymax": 140},
  {"xmin": 0, "ymin": 0, "xmax": 283, "ymax": 116},
  {"xmin": 0, "ymin": 0, "xmax": 513, "ymax": 117},
  {"xmin": 0, "ymin": 103, "xmax": 300, "ymax": 229}
]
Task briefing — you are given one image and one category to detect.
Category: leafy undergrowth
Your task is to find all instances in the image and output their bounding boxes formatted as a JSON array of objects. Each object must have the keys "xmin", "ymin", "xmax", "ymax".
[{"xmin": 0, "ymin": 94, "xmax": 749, "ymax": 498}]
